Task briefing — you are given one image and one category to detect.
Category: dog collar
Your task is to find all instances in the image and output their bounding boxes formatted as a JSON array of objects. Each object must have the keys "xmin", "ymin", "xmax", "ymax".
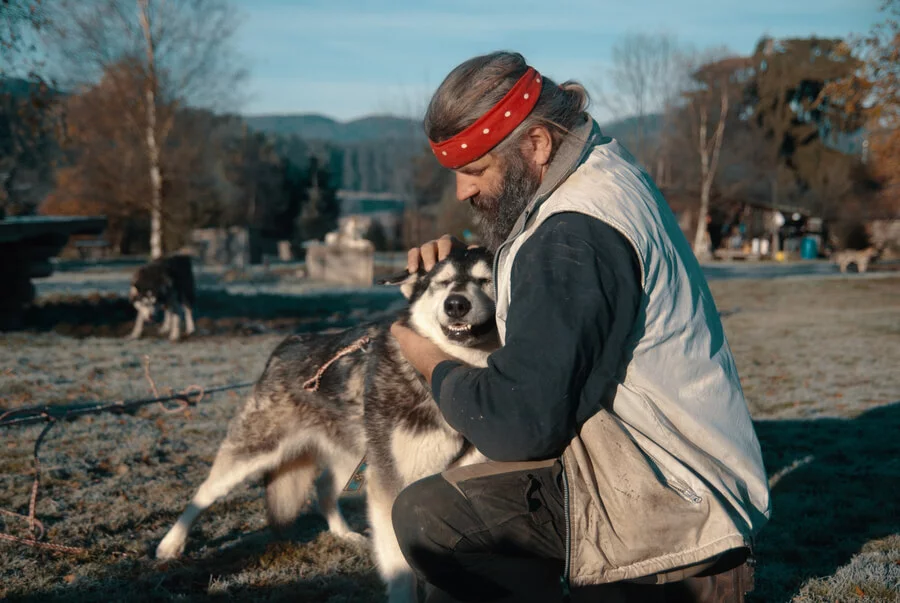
[{"xmin": 429, "ymin": 67, "xmax": 544, "ymax": 169}]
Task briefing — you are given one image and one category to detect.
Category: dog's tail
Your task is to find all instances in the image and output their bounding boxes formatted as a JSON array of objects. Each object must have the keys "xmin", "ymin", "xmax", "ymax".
[{"xmin": 264, "ymin": 452, "xmax": 319, "ymax": 530}]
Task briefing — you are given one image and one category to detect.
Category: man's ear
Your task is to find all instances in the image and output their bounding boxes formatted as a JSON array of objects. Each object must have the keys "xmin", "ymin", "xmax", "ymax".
[
  {"xmin": 525, "ymin": 125, "xmax": 553, "ymax": 167},
  {"xmin": 377, "ymin": 269, "xmax": 422, "ymax": 300}
]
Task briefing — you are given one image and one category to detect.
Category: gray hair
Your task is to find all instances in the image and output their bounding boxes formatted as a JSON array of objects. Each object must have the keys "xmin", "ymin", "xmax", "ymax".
[{"xmin": 424, "ymin": 51, "xmax": 590, "ymax": 161}]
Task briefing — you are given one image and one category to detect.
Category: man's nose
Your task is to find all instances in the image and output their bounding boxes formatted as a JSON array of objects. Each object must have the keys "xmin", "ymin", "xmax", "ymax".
[{"xmin": 456, "ymin": 174, "xmax": 478, "ymax": 202}]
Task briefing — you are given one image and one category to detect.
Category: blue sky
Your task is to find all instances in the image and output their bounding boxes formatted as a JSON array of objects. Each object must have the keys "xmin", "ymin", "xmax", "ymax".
[{"xmin": 236, "ymin": 0, "xmax": 881, "ymax": 121}]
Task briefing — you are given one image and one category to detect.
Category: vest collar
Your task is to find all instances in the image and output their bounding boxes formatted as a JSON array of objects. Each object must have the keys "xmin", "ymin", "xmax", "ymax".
[{"xmin": 505, "ymin": 115, "xmax": 606, "ymax": 244}]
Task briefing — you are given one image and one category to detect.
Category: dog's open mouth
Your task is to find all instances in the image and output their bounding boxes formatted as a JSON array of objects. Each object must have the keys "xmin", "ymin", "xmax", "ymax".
[{"xmin": 441, "ymin": 319, "xmax": 496, "ymax": 343}]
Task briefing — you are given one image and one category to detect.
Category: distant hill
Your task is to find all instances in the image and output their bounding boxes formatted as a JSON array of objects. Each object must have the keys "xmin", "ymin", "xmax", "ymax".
[
  {"xmin": 244, "ymin": 110, "xmax": 668, "ymax": 147},
  {"xmin": 599, "ymin": 113, "xmax": 664, "ymax": 147},
  {"xmin": 244, "ymin": 113, "xmax": 424, "ymax": 143},
  {"xmin": 242, "ymin": 110, "xmax": 672, "ymax": 196}
]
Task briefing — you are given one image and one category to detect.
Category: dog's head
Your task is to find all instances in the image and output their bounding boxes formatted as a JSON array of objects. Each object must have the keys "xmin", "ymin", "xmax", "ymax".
[
  {"xmin": 129, "ymin": 264, "xmax": 171, "ymax": 315},
  {"xmin": 381, "ymin": 247, "xmax": 497, "ymax": 350},
  {"xmin": 129, "ymin": 284, "xmax": 156, "ymax": 309}
]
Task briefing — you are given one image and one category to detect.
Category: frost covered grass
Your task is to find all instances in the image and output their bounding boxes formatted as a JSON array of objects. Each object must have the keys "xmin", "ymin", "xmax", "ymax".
[{"xmin": 1, "ymin": 273, "xmax": 898, "ymax": 602}]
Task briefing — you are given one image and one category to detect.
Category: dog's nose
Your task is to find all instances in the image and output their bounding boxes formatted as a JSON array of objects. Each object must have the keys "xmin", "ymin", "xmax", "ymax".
[{"xmin": 444, "ymin": 295, "xmax": 471, "ymax": 318}]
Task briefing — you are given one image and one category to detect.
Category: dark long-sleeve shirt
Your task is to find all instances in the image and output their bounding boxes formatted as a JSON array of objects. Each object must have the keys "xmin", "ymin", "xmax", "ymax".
[{"xmin": 431, "ymin": 212, "xmax": 642, "ymax": 462}]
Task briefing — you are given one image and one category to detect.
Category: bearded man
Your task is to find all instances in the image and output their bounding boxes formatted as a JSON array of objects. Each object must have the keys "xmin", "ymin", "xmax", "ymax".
[{"xmin": 389, "ymin": 51, "xmax": 770, "ymax": 603}]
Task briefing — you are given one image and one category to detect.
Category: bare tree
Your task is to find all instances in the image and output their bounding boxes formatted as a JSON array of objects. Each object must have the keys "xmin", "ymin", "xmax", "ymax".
[
  {"xmin": 677, "ymin": 53, "xmax": 749, "ymax": 258},
  {"xmin": 45, "ymin": 59, "xmax": 159, "ymax": 252},
  {"xmin": 375, "ymin": 86, "xmax": 440, "ymax": 247},
  {"xmin": 46, "ymin": 0, "xmax": 246, "ymax": 258},
  {"xmin": 137, "ymin": 0, "xmax": 163, "ymax": 257},
  {"xmin": 594, "ymin": 32, "xmax": 683, "ymax": 169}
]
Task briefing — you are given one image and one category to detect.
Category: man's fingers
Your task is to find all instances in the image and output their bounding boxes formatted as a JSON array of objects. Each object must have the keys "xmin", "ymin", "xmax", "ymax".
[
  {"xmin": 407, "ymin": 248, "xmax": 420, "ymax": 274},
  {"xmin": 421, "ymin": 241, "xmax": 439, "ymax": 271},
  {"xmin": 406, "ymin": 234, "xmax": 465, "ymax": 274},
  {"xmin": 436, "ymin": 235, "xmax": 455, "ymax": 262}
]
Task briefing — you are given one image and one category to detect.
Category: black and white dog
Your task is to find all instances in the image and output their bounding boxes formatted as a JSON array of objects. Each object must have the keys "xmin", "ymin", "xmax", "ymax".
[
  {"xmin": 155, "ymin": 247, "xmax": 499, "ymax": 603},
  {"xmin": 128, "ymin": 254, "xmax": 196, "ymax": 342}
]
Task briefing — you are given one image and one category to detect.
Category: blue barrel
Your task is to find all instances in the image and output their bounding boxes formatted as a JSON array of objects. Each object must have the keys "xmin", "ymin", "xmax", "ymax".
[{"xmin": 800, "ymin": 236, "xmax": 818, "ymax": 260}]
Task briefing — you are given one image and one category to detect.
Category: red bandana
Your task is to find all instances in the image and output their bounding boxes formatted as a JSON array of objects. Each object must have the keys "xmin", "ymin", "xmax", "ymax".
[{"xmin": 429, "ymin": 67, "xmax": 544, "ymax": 169}]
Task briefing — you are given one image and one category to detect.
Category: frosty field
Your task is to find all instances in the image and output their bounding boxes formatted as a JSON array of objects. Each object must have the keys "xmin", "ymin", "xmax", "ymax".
[{"xmin": 1, "ymin": 271, "xmax": 898, "ymax": 602}]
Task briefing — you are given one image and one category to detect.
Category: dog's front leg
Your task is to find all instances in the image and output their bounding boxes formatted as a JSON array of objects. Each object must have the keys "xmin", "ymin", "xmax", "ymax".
[
  {"xmin": 183, "ymin": 304, "xmax": 196, "ymax": 336},
  {"xmin": 168, "ymin": 311, "xmax": 182, "ymax": 342},
  {"xmin": 128, "ymin": 305, "xmax": 150, "ymax": 340},
  {"xmin": 159, "ymin": 310, "xmax": 172, "ymax": 335},
  {"xmin": 367, "ymin": 479, "xmax": 418, "ymax": 603}
]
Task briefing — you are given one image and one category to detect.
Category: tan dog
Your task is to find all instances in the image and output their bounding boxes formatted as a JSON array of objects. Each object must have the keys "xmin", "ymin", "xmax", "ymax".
[{"xmin": 833, "ymin": 246, "xmax": 879, "ymax": 274}]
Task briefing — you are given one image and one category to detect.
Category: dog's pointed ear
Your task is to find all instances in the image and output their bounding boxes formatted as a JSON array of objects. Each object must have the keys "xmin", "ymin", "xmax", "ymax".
[{"xmin": 377, "ymin": 269, "xmax": 422, "ymax": 300}]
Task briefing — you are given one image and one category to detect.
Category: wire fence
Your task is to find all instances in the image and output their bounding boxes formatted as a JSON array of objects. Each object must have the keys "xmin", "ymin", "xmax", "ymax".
[{"xmin": 0, "ymin": 355, "xmax": 255, "ymax": 556}]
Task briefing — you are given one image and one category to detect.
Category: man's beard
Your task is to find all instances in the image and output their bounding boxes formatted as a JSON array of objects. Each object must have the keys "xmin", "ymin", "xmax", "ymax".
[{"xmin": 469, "ymin": 151, "xmax": 542, "ymax": 252}]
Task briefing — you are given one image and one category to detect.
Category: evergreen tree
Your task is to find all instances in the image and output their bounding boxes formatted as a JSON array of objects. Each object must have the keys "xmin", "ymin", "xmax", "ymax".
[
  {"xmin": 293, "ymin": 155, "xmax": 340, "ymax": 245},
  {"xmin": 364, "ymin": 220, "xmax": 389, "ymax": 251}
]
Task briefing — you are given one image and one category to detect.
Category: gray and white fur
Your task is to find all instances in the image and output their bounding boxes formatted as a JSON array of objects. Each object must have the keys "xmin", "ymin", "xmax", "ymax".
[
  {"xmin": 155, "ymin": 247, "xmax": 499, "ymax": 603},
  {"xmin": 128, "ymin": 254, "xmax": 196, "ymax": 342}
]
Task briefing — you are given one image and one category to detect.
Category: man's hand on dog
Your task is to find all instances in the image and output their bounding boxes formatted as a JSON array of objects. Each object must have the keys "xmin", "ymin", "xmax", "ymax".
[
  {"xmin": 390, "ymin": 322, "xmax": 454, "ymax": 385},
  {"xmin": 406, "ymin": 234, "xmax": 478, "ymax": 273}
]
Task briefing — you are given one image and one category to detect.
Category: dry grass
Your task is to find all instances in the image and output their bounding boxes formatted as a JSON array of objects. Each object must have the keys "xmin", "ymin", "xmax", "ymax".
[
  {"xmin": 0, "ymin": 331, "xmax": 382, "ymax": 602},
  {"xmin": 1, "ymin": 274, "xmax": 899, "ymax": 602},
  {"xmin": 712, "ymin": 276, "xmax": 900, "ymax": 603}
]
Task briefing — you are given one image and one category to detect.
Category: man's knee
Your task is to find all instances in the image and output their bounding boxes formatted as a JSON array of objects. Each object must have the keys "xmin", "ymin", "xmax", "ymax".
[{"xmin": 392, "ymin": 474, "xmax": 460, "ymax": 564}]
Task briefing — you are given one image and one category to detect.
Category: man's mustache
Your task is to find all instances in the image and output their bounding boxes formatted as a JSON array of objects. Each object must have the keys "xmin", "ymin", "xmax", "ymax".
[{"xmin": 468, "ymin": 195, "xmax": 494, "ymax": 211}]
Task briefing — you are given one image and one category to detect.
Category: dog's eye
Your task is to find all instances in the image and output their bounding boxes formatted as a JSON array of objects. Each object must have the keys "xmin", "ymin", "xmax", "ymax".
[{"xmin": 435, "ymin": 280, "xmax": 452, "ymax": 287}]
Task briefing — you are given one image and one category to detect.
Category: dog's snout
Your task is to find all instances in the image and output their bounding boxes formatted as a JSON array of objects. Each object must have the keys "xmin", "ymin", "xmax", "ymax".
[{"xmin": 444, "ymin": 295, "xmax": 471, "ymax": 319}]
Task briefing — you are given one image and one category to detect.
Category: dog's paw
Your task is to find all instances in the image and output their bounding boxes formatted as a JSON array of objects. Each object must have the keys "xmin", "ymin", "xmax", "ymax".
[{"xmin": 155, "ymin": 533, "xmax": 186, "ymax": 560}]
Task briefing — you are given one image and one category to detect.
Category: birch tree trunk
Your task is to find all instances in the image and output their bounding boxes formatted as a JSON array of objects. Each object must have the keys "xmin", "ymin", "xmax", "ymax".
[
  {"xmin": 139, "ymin": 0, "xmax": 163, "ymax": 259},
  {"xmin": 693, "ymin": 82, "xmax": 729, "ymax": 259}
]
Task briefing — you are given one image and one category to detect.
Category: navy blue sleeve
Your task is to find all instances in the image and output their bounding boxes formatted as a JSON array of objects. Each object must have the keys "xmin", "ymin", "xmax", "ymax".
[{"xmin": 431, "ymin": 212, "xmax": 641, "ymax": 462}]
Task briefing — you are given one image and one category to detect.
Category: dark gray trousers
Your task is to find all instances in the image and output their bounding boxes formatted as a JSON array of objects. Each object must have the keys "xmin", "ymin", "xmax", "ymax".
[{"xmin": 391, "ymin": 459, "xmax": 568, "ymax": 603}]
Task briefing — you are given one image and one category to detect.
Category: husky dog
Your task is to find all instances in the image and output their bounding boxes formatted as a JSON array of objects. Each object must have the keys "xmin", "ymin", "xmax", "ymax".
[
  {"xmin": 128, "ymin": 254, "xmax": 196, "ymax": 341},
  {"xmin": 155, "ymin": 247, "xmax": 498, "ymax": 602},
  {"xmin": 833, "ymin": 246, "xmax": 879, "ymax": 274}
]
